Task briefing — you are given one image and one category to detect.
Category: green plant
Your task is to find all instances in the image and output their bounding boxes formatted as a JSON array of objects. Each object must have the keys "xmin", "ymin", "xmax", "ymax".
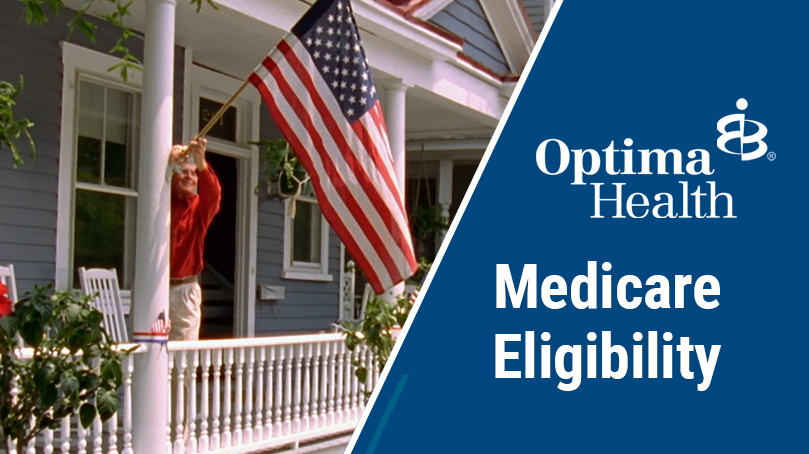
[
  {"xmin": 412, "ymin": 205, "xmax": 450, "ymax": 240},
  {"xmin": 0, "ymin": 285, "xmax": 128, "ymax": 452},
  {"xmin": 340, "ymin": 292, "xmax": 414, "ymax": 390},
  {"xmin": 252, "ymin": 139, "xmax": 310, "ymax": 200},
  {"xmin": 3, "ymin": 0, "xmax": 218, "ymax": 166},
  {"xmin": 0, "ymin": 77, "xmax": 35, "ymax": 168}
]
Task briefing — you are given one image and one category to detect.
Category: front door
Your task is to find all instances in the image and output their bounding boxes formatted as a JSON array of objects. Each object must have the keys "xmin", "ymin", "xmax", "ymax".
[{"xmin": 200, "ymin": 152, "xmax": 237, "ymax": 339}]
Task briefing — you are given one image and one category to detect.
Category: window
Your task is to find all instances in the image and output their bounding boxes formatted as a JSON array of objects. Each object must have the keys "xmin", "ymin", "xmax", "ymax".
[
  {"xmin": 283, "ymin": 191, "xmax": 331, "ymax": 281},
  {"xmin": 71, "ymin": 79, "xmax": 140, "ymax": 289}
]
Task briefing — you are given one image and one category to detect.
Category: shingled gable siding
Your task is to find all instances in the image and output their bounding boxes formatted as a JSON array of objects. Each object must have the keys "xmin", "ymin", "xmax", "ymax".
[
  {"xmin": 0, "ymin": 2, "xmax": 184, "ymax": 295},
  {"xmin": 430, "ymin": 0, "xmax": 510, "ymax": 74},
  {"xmin": 522, "ymin": 0, "xmax": 548, "ymax": 36},
  {"xmin": 254, "ymin": 108, "xmax": 341, "ymax": 335}
]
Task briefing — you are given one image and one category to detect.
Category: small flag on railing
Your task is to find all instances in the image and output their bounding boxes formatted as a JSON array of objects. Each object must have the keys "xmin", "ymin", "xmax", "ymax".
[
  {"xmin": 133, "ymin": 310, "xmax": 171, "ymax": 344},
  {"xmin": 152, "ymin": 310, "xmax": 171, "ymax": 335},
  {"xmin": 248, "ymin": 0, "xmax": 417, "ymax": 294}
]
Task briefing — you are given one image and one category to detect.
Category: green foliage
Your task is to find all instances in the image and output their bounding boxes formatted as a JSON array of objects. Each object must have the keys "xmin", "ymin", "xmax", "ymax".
[
  {"xmin": 0, "ymin": 285, "xmax": 128, "ymax": 451},
  {"xmin": 340, "ymin": 290, "xmax": 418, "ymax": 396},
  {"xmin": 412, "ymin": 205, "xmax": 450, "ymax": 240},
  {"xmin": 0, "ymin": 76, "xmax": 35, "ymax": 167},
  {"xmin": 252, "ymin": 139, "xmax": 311, "ymax": 200},
  {"xmin": 4, "ymin": 0, "xmax": 219, "ymax": 166}
]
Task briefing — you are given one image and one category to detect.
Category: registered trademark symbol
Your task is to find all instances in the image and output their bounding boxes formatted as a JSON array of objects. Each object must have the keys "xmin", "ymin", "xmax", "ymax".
[{"xmin": 767, "ymin": 151, "xmax": 776, "ymax": 161}]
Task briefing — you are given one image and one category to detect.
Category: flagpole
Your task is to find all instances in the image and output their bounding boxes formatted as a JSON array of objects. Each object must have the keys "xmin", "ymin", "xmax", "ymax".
[{"xmin": 197, "ymin": 78, "xmax": 252, "ymax": 138}]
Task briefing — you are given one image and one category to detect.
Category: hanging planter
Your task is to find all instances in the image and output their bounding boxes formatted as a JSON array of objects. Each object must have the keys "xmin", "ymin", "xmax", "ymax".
[{"xmin": 252, "ymin": 139, "xmax": 310, "ymax": 201}]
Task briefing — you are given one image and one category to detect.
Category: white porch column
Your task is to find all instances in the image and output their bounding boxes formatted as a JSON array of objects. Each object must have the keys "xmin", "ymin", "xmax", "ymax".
[
  {"xmin": 131, "ymin": 0, "xmax": 176, "ymax": 452},
  {"xmin": 383, "ymin": 80, "xmax": 409, "ymax": 199},
  {"xmin": 382, "ymin": 80, "xmax": 409, "ymax": 298},
  {"xmin": 436, "ymin": 159, "xmax": 453, "ymax": 246}
]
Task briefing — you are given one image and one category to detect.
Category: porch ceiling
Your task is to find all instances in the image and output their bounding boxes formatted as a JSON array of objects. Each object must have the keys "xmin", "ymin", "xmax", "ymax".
[{"xmin": 65, "ymin": 0, "xmax": 501, "ymax": 143}]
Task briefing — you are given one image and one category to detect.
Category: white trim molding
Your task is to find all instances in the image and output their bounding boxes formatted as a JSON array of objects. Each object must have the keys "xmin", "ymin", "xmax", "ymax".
[
  {"xmin": 282, "ymin": 197, "xmax": 333, "ymax": 283},
  {"xmin": 479, "ymin": 0, "xmax": 536, "ymax": 73},
  {"xmin": 186, "ymin": 62, "xmax": 261, "ymax": 337},
  {"xmin": 412, "ymin": 0, "xmax": 456, "ymax": 20}
]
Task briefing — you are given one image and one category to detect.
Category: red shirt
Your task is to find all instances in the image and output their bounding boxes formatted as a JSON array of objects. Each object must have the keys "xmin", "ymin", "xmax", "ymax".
[{"xmin": 170, "ymin": 167, "xmax": 221, "ymax": 278}]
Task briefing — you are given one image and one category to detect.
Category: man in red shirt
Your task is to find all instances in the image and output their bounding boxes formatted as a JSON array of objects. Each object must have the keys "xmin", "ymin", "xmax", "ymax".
[{"xmin": 169, "ymin": 138, "xmax": 221, "ymax": 340}]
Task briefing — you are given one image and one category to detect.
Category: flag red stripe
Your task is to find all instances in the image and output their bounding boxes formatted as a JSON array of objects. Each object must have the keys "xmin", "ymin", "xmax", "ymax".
[
  {"xmin": 248, "ymin": 71, "xmax": 387, "ymax": 290},
  {"xmin": 258, "ymin": 52, "xmax": 405, "ymax": 287},
  {"xmin": 351, "ymin": 118, "xmax": 416, "ymax": 270},
  {"xmin": 368, "ymin": 103, "xmax": 393, "ymax": 168},
  {"xmin": 350, "ymin": 119, "xmax": 408, "ymax": 217},
  {"xmin": 275, "ymin": 41, "xmax": 416, "ymax": 275}
]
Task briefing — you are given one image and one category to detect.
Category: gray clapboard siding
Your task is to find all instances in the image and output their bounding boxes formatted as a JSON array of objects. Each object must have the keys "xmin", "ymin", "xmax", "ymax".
[
  {"xmin": 0, "ymin": 1, "xmax": 184, "ymax": 295},
  {"xmin": 430, "ymin": 0, "xmax": 510, "ymax": 74},
  {"xmin": 522, "ymin": 0, "xmax": 548, "ymax": 36},
  {"xmin": 254, "ymin": 107, "xmax": 342, "ymax": 335}
]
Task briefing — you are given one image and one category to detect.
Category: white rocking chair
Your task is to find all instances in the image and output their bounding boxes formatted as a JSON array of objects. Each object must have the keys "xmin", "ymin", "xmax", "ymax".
[
  {"xmin": 78, "ymin": 267, "xmax": 129, "ymax": 343},
  {"xmin": 0, "ymin": 263, "xmax": 18, "ymax": 304}
]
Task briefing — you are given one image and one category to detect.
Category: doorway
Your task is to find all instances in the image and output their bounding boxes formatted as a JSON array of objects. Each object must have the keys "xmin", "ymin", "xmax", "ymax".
[{"xmin": 200, "ymin": 152, "xmax": 237, "ymax": 339}]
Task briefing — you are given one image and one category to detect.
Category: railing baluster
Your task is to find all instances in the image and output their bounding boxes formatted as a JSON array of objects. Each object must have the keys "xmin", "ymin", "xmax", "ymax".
[
  {"xmin": 365, "ymin": 346, "xmax": 374, "ymax": 406},
  {"xmin": 341, "ymin": 341, "xmax": 350, "ymax": 423},
  {"xmin": 311, "ymin": 342, "xmax": 321, "ymax": 429},
  {"xmin": 321, "ymin": 342, "xmax": 330, "ymax": 427},
  {"xmin": 107, "ymin": 414, "xmax": 119, "ymax": 454},
  {"xmin": 350, "ymin": 345, "xmax": 359, "ymax": 420},
  {"xmin": 92, "ymin": 414, "xmax": 102, "ymax": 454},
  {"xmin": 187, "ymin": 350, "xmax": 199, "ymax": 454},
  {"xmin": 43, "ymin": 427, "xmax": 54, "ymax": 454},
  {"xmin": 302, "ymin": 343, "xmax": 312, "ymax": 432},
  {"xmin": 60, "ymin": 415, "xmax": 71, "ymax": 454},
  {"xmin": 245, "ymin": 346, "xmax": 255, "ymax": 443},
  {"xmin": 173, "ymin": 351, "xmax": 187, "ymax": 454},
  {"xmin": 200, "ymin": 349, "xmax": 211, "ymax": 453},
  {"xmin": 223, "ymin": 348, "xmax": 234, "ymax": 448},
  {"xmin": 273, "ymin": 345, "xmax": 282, "ymax": 437},
  {"xmin": 327, "ymin": 342, "xmax": 335, "ymax": 426},
  {"xmin": 27, "ymin": 417, "xmax": 36, "ymax": 454},
  {"xmin": 123, "ymin": 354, "xmax": 134, "ymax": 454},
  {"xmin": 335, "ymin": 342, "xmax": 344, "ymax": 424},
  {"xmin": 233, "ymin": 348, "xmax": 245, "ymax": 446},
  {"xmin": 234, "ymin": 347, "xmax": 244, "ymax": 446},
  {"xmin": 77, "ymin": 416, "xmax": 88, "ymax": 454},
  {"xmin": 255, "ymin": 346, "xmax": 265, "ymax": 442},
  {"xmin": 268, "ymin": 346, "xmax": 278, "ymax": 438},
  {"xmin": 211, "ymin": 349, "xmax": 222, "ymax": 450},
  {"xmin": 282, "ymin": 345, "xmax": 292, "ymax": 435},
  {"xmin": 292, "ymin": 343, "xmax": 302, "ymax": 434},
  {"xmin": 166, "ymin": 353, "xmax": 174, "ymax": 454}
]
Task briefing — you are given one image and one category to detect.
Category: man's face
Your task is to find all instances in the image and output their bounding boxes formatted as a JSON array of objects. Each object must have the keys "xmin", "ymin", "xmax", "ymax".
[{"xmin": 172, "ymin": 161, "xmax": 198, "ymax": 199}]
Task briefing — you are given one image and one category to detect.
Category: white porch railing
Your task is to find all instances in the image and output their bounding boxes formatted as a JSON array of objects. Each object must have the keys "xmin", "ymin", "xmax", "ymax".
[
  {"xmin": 9, "ymin": 334, "xmax": 375, "ymax": 454},
  {"xmin": 9, "ymin": 344, "xmax": 144, "ymax": 454}
]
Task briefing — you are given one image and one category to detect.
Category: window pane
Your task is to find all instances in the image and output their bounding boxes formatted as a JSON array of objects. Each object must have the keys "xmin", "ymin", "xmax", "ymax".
[
  {"xmin": 73, "ymin": 189, "xmax": 137, "ymax": 288},
  {"xmin": 292, "ymin": 201, "xmax": 322, "ymax": 264},
  {"xmin": 76, "ymin": 136, "xmax": 102, "ymax": 184},
  {"xmin": 199, "ymin": 98, "xmax": 237, "ymax": 142},
  {"xmin": 105, "ymin": 89, "xmax": 137, "ymax": 188},
  {"xmin": 78, "ymin": 80, "xmax": 104, "ymax": 140}
]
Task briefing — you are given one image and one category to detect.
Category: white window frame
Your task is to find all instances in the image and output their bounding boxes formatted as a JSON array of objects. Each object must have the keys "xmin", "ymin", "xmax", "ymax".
[
  {"xmin": 282, "ymin": 196, "xmax": 332, "ymax": 282},
  {"xmin": 56, "ymin": 43, "xmax": 143, "ymax": 313}
]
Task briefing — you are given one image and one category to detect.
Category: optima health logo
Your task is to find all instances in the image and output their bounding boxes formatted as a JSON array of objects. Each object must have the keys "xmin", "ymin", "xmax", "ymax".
[{"xmin": 716, "ymin": 98, "xmax": 770, "ymax": 161}]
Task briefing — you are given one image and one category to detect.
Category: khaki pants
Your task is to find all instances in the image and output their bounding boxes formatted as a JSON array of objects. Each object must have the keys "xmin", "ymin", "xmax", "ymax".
[{"xmin": 169, "ymin": 282, "xmax": 202, "ymax": 341}]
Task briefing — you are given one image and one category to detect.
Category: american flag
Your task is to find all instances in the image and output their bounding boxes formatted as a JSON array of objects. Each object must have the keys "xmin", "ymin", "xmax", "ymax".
[
  {"xmin": 249, "ymin": 0, "xmax": 417, "ymax": 293},
  {"xmin": 152, "ymin": 311, "xmax": 170, "ymax": 335}
]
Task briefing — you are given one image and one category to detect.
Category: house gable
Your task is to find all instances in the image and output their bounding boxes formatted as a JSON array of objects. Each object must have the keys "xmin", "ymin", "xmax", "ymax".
[{"xmin": 429, "ymin": 0, "xmax": 510, "ymax": 75}]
